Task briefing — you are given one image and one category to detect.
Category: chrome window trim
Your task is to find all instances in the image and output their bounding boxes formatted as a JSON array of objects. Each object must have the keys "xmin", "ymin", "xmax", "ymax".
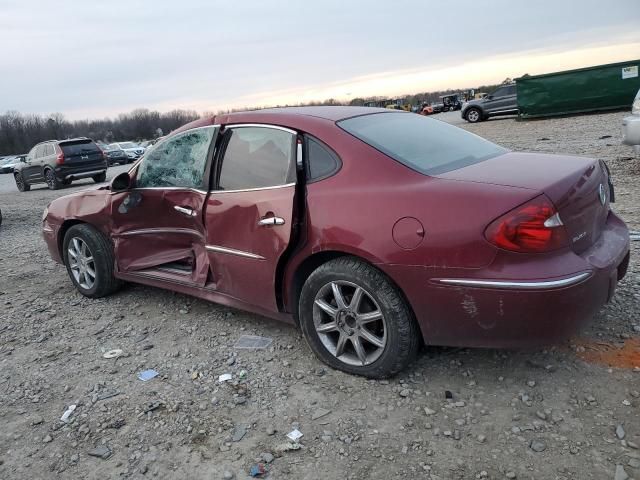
[
  {"xmin": 132, "ymin": 186, "xmax": 209, "ymax": 195},
  {"xmin": 436, "ymin": 272, "xmax": 592, "ymax": 290},
  {"xmin": 225, "ymin": 123, "xmax": 297, "ymax": 136},
  {"xmin": 211, "ymin": 183, "xmax": 295, "ymax": 194},
  {"xmin": 205, "ymin": 244, "xmax": 265, "ymax": 260}
]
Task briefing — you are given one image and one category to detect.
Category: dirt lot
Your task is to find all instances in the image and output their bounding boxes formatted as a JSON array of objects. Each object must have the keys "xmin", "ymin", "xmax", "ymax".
[{"xmin": 0, "ymin": 112, "xmax": 638, "ymax": 480}]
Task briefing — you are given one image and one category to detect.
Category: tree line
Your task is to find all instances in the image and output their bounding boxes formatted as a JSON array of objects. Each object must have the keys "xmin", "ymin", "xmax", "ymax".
[
  {"xmin": 0, "ymin": 109, "xmax": 200, "ymax": 156},
  {"xmin": 1, "ymin": 80, "xmax": 507, "ymax": 155}
]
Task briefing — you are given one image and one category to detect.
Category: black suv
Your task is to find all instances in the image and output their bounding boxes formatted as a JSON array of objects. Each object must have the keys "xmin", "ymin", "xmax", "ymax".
[
  {"xmin": 461, "ymin": 84, "xmax": 518, "ymax": 123},
  {"xmin": 13, "ymin": 138, "xmax": 108, "ymax": 191}
]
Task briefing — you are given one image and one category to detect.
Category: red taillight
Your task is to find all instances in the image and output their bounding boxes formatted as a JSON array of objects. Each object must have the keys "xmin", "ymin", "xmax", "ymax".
[
  {"xmin": 56, "ymin": 151, "xmax": 65, "ymax": 165},
  {"xmin": 484, "ymin": 195, "xmax": 568, "ymax": 253}
]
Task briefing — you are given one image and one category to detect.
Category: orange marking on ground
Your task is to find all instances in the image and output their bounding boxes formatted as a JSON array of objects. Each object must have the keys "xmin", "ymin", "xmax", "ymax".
[{"xmin": 573, "ymin": 337, "xmax": 640, "ymax": 369}]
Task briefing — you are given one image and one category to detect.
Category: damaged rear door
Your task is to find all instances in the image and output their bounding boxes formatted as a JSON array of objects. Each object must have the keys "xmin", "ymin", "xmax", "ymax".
[{"xmin": 111, "ymin": 126, "xmax": 218, "ymax": 286}]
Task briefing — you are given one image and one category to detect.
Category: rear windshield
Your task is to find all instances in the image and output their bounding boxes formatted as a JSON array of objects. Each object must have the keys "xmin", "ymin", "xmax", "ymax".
[
  {"xmin": 60, "ymin": 140, "xmax": 100, "ymax": 156},
  {"xmin": 338, "ymin": 112, "xmax": 507, "ymax": 175}
]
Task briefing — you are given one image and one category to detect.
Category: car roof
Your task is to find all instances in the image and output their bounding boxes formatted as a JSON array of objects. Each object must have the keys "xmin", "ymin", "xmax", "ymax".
[{"xmin": 233, "ymin": 106, "xmax": 391, "ymax": 121}]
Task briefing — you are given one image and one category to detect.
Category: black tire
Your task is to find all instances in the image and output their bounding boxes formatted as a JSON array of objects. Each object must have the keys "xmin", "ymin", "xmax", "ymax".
[
  {"xmin": 93, "ymin": 172, "xmax": 107, "ymax": 183},
  {"xmin": 45, "ymin": 168, "xmax": 62, "ymax": 190},
  {"xmin": 62, "ymin": 179, "xmax": 72, "ymax": 186},
  {"xmin": 465, "ymin": 107, "xmax": 482, "ymax": 123},
  {"xmin": 62, "ymin": 224, "xmax": 121, "ymax": 298},
  {"xmin": 14, "ymin": 172, "xmax": 30, "ymax": 192},
  {"xmin": 299, "ymin": 256, "xmax": 420, "ymax": 378}
]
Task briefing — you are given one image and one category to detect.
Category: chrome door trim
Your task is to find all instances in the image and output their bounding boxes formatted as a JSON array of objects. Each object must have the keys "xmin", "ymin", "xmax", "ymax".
[
  {"xmin": 436, "ymin": 272, "xmax": 591, "ymax": 290},
  {"xmin": 174, "ymin": 205, "xmax": 197, "ymax": 217},
  {"xmin": 205, "ymin": 244, "xmax": 265, "ymax": 260},
  {"xmin": 119, "ymin": 227, "xmax": 204, "ymax": 239},
  {"xmin": 132, "ymin": 187, "xmax": 209, "ymax": 195}
]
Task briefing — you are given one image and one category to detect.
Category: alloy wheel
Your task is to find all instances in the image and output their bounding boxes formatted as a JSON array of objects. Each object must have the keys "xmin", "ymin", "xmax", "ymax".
[
  {"xmin": 467, "ymin": 109, "xmax": 480, "ymax": 122},
  {"xmin": 313, "ymin": 280, "xmax": 387, "ymax": 366},
  {"xmin": 68, "ymin": 237, "xmax": 96, "ymax": 290}
]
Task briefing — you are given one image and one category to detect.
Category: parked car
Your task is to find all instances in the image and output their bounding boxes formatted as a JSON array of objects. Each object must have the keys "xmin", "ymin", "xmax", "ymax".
[
  {"xmin": 103, "ymin": 145, "xmax": 131, "ymax": 165},
  {"xmin": 440, "ymin": 94, "xmax": 462, "ymax": 111},
  {"xmin": 462, "ymin": 84, "xmax": 518, "ymax": 123},
  {"xmin": 42, "ymin": 107, "xmax": 630, "ymax": 378},
  {"xmin": 113, "ymin": 142, "xmax": 145, "ymax": 159},
  {"xmin": 431, "ymin": 102, "xmax": 444, "ymax": 113},
  {"xmin": 0, "ymin": 154, "xmax": 26, "ymax": 173},
  {"xmin": 14, "ymin": 138, "xmax": 108, "ymax": 191},
  {"xmin": 419, "ymin": 104, "xmax": 434, "ymax": 115},
  {"xmin": 622, "ymin": 87, "xmax": 640, "ymax": 154}
]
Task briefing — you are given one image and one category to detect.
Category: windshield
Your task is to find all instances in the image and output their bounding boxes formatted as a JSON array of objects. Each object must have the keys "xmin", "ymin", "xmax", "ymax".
[
  {"xmin": 338, "ymin": 112, "xmax": 507, "ymax": 175},
  {"xmin": 118, "ymin": 142, "xmax": 137, "ymax": 149}
]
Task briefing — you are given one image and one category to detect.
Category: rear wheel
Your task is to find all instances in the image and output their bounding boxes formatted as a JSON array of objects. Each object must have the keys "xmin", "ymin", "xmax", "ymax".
[
  {"xmin": 45, "ymin": 169, "xmax": 62, "ymax": 190},
  {"xmin": 63, "ymin": 224, "xmax": 121, "ymax": 298},
  {"xmin": 299, "ymin": 257, "xmax": 420, "ymax": 378},
  {"xmin": 14, "ymin": 172, "xmax": 30, "ymax": 192},
  {"xmin": 93, "ymin": 172, "xmax": 107, "ymax": 183},
  {"xmin": 465, "ymin": 107, "xmax": 482, "ymax": 123}
]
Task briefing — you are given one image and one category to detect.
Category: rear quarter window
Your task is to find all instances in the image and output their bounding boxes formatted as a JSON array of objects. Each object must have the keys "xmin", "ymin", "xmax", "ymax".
[
  {"xmin": 305, "ymin": 136, "xmax": 341, "ymax": 181},
  {"xmin": 338, "ymin": 112, "xmax": 507, "ymax": 175}
]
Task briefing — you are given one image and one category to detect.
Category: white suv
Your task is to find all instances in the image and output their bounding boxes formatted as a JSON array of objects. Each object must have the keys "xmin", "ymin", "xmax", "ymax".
[{"xmin": 622, "ymin": 88, "xmax": 640, "ymax": 154}]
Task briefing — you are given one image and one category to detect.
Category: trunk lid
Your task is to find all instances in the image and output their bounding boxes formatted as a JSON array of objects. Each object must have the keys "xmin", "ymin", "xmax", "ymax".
[{"xmin": 435, "ymin": 152, "xmax": 611, "ymax": 253}]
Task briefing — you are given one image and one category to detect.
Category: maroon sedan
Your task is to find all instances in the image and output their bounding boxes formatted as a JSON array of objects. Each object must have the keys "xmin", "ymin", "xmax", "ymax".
[{"xmin": 42, "ymin": 107, "xmax": 630, "ymax": 378}]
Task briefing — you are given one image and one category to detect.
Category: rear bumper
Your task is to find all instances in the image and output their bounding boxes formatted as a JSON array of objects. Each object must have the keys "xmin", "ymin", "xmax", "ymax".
[
  {"xmin": 386, "ymin": 211, "xmax": 630, "ymax": 348},
  {"xmin": 54, "ymin": 163, "xmax": 107, "ymax": 181},
  {"xmin": 622, "ymin": 114, "xmax": 640, "ymax": 147}
]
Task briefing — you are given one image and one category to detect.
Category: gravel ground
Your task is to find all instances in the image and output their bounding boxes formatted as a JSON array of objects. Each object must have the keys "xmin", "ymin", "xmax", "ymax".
[{"xmin": 0, "ymin": 112, "xmax": 639, "ymax": 480}]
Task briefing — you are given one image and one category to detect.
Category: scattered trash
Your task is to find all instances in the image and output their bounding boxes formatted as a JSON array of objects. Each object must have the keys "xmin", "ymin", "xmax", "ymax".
[
  {"xmin": 630, "ymin": 231, "xmax": 640, "ymax": 241},
  {"xmin": 234, "ymin": 335, "xmax": 273, "ymax": 350},
  {"xmin": 445, "ymin": 390, "xmax": 453, "ymax": 399},
  {"xmin": 249, "ymin": 463, "xmax": 267, "ymax": 477},
  {"xmin": 137, "ymin": 369, "xmax": 159, "ymax": 381},
  {"xmin": 239, "ymin": 370, "xmax": 247, "ymax": 379},
  {"xmin": 599, "ymin": 135, "xmax": 612, "ymax": 139},
  {"xmin": 537, "ymin": 137, "xmax": 550, "ymax": 141},
  {"xmin": 60, "ymin": 404, "xmax": 76, "ymax": 423},
  {"xmin": 232, "ymin": 424, "xmax": 247, "ymax": 442},
  {"xmin": 218, "ymin": 373, "xmax": 233, "ymax": 383},
  {"xmin": 143, "ymin": 401, "xmax": 165, "ymax": 414},
  {"xmin": 274, "ymin": 442, "xmax": 302, "ymax": 453},
  {"xmin": 96, "ymin": 390, "xmax": 120, "ymax": 401},
  {"xmin": 103, "ymin": 349, "xmax": 123, "ymax": 359},
  {"xmin": 286, "ymin": 429, "xmax": 303, "ymax": 441},
  {"xmin": 87, "ymin": 445, "xmax": 112, "ymax": 460},
  {"xmin": 311, "ymin": 408, "xmax": 331, "ymax": 421},
  {"xmin": 191, "ymin": 371, "xmax": 200, "ymax": 380}
]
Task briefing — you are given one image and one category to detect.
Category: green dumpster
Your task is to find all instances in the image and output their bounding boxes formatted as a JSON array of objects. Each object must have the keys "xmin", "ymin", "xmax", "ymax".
[{"xmin": 516, "ymin": 60, "xmax": 640, "ymax": 118}]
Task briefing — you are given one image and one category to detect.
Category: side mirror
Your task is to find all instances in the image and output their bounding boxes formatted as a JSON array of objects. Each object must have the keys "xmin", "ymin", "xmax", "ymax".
[
  {"xmin": 486, "ymin": 95, "xmax": 493, "ymax": 100},
  {"xmin": 110, "ymin": 172, "xmax": 131, "ymax": 192},
  {"xmin": 21, "ymin": 157, "xmax": 27, "ymax": 163}
]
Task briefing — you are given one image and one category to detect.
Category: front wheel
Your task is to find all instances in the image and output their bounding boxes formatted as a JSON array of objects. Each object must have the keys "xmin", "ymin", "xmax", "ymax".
[
  {"xmin": 465, "ymin": 107, "xmax": 482, "ymax": 123},
  {"xmin": 299, "ymin": 257, "xmax": 420, "ymax": 378},
  {"xmin": 63, "ymin": 224, "xmax": 121, "ymax": 298},
  {"xmin": 92, "ymin": 172, "xmax": 107, "ymax": 183},
  {"xmin": 14, "ymin": 172, "xmax": 30, "ymax": 192}
]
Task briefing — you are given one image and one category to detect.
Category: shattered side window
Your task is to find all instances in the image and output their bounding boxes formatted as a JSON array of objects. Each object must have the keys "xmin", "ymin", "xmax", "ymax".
[{"xmin": 136, "ymin": 127, "xmax": 215, "ymax": 189}]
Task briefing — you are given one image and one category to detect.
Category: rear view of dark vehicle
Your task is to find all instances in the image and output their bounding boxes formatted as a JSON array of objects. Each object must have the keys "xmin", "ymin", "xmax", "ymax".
[
  {"xmin": 104, "ymin": 145, "xmax": 129, "ymax": 165},
  {"xmin": 13, "ymin": 138, "xmax": 108, "ymax": 191}
]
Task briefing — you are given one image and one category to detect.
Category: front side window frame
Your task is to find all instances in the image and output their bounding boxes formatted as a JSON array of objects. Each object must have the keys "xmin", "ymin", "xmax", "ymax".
[
  {"xmin": 213, "ymin": 123, "xmax": 298, "ymax": 193},
  {"xmin": 133, "ymin": 125, "xmax": 218, "ymax": 192}
]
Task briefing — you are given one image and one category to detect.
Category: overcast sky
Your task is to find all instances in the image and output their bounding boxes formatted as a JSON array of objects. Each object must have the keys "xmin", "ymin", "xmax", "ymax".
[{"xmin": 1, "ymin": 0, "xmax": 638, "ymax": 119}]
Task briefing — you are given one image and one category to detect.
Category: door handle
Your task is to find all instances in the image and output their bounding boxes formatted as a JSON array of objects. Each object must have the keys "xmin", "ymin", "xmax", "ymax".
[
  {"xmin": 258, "ymin": 216, "xmax": 285, "ymax": 227},
  {"xmin": 174, "ymin": 205, "xmax": 196, "ymax": 217}
]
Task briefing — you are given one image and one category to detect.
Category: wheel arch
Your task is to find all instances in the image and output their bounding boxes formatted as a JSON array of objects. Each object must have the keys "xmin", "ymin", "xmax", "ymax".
[
  {"xmin": 465, "ymin": 105, "xmax": 484, "ymax": 120},
  {"xmin": 286, "ymin": 250, "xmax": 419, "ymax": 332}
]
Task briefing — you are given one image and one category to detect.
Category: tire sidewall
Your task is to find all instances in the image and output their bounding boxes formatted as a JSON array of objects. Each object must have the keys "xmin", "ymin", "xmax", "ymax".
[
  {"xmin": 466, "ymin": 108, "xmax": 481, "ymax": 123},
  {"xmin": 63, "ymin": 226, "xmax": 105, "ymax": 297},
  {"xmin": 299, "ymin": 260, "xmax": 411, "ymax": 377}
]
